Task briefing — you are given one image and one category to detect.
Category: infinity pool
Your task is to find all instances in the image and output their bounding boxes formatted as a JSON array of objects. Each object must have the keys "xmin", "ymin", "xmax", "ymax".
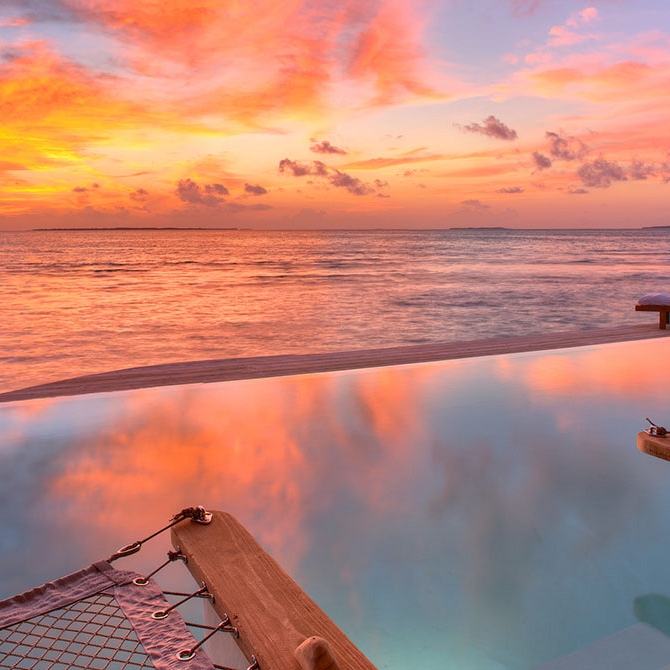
[{"xmin": 2, "ymin": 338, "xmax": 670, "ymax": 669}]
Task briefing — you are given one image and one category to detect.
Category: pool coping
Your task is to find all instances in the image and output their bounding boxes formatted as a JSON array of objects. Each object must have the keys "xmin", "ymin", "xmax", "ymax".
[{"xmin": 2, "ymin": 324, "xmax": 669, "ymax": 403}]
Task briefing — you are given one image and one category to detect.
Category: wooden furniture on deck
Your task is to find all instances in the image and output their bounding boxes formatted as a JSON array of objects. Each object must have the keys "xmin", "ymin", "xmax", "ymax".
[
  {"xmin": 172, "ymin": 511, "xmax": 377, "ymax": 670},
  {"xmin": 637, "ymin": 431, "xmax": 670, "ymax": 462},
  {"xmin": 635, "ymin": 303, "xmax": 670, "ymax": 329}
]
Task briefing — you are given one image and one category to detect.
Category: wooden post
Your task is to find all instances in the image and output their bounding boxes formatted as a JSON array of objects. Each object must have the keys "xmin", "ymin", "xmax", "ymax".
[
  {"xmin": 295, "ymin": 637, "xmax": 341, "ymax": 670},
  {"xmin": 171, "ymin": 511, "xmax": 377, "ymax": 670}
]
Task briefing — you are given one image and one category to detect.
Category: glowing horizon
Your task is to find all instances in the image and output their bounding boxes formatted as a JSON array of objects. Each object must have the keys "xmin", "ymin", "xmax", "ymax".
[{"xmin": 1, "ymin": 0, "xmax": 668, "ymax": 229}]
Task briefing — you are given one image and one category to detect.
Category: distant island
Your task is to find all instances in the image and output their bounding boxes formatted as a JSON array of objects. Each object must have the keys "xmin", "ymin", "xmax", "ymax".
[
  {"xmin": 32, "ymin": 226, "xmax": 240, "ymax": 231},
  {"xmin": 449, "ymin": 226, "xmax": 508, "ymax": 230},
  {"xmin": 642, "ymin": 226, "xmax": 670, "ymax": 229}
]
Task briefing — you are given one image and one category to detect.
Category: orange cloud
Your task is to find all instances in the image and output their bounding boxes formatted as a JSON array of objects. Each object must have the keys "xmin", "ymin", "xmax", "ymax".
[
  {"xmin": 0, "ymin": 42, "xmax": 144, "ymax": 179},
  {"xmin": 67, "ymin": 0, "xmax": 440, "ymax": 119},
  {"xmin": 0, "ymin": 42, "xmax": 113, "ymax": 125},
  {"xmin": 520, "ymin": 56, "xmax": 670, "ymax": 103},
  {"xmin": 347, "ymin": 0, "xmax": 440, "ymax": 104},
  {"xmin": 441, "ymin": 162, "xmax": 519, "ymax": 180},
  {"xmin": 0, "ymin": 40, "xmax": 216, "ymax": 214},
  {"xmin": 341, "ymin": 153, "xmax": 445, "ymax": 170},
  {"xmin": 0, "ymin": 16, "xmax": 30, "ymax": 27}
]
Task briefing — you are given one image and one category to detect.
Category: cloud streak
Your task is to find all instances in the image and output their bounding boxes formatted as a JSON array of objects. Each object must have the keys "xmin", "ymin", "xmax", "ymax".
[
  {"xmin": 63, "ymin": 0, "xmax": 440, "ymax": 120},
  {"xmin": 310, "ymin": 140, "xmax": 346, "ymax": 155},
  {"xmin": 244, "ymin": 183, "xmax": 268, "ymax": 195},
  {"xmin": 577, "ymin": 158, "xmax": 627, "ymax": 188},
  {"xmin": 546, "ymin": 131, "xmax": 588, "ymax": 161},
  {"xmin": 279, "ymin": 158, "xmax": 382, "ymax": 196},
  {"xmin": 532, "ymin": 152, "xmax": 552, "ymax": 170},
  {"xmin": 176, "ymin": 178, "xmax": 228, "ymax": 206},
  {"xmin": 328, "ymin": 170, "xmax": 375, "ymax": 196},
  {"xmin": 278, "ymin": 159, "xmax": 328, "ymax": 177},
  {"xmin": 462, "ymin": 116, "xmax": 518, "ymax": 141}
]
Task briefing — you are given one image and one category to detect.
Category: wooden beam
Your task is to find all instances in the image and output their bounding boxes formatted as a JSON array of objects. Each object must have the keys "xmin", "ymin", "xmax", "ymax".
[
  {"xmin": 637, "ymin": 431, "xmax": 670, "ymax": 462},
  {"xmin": 171, "ymin": 511, "xmax": 377, "ymax": 670}
]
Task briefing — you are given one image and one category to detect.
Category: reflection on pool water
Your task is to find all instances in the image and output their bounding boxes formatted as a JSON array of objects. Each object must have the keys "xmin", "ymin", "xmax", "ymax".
[{"xmin": 2, "ymin": 338, "xmax": 670, "ymax": 669}]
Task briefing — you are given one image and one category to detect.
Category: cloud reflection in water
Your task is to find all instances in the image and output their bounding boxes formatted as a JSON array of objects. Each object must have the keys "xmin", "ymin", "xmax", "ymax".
[{"xmin": 2, "ymin": 339, "xmax": 670, "ymax": 669}]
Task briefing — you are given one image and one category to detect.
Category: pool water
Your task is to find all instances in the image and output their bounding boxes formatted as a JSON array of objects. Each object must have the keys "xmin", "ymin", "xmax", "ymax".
[{"xmin": 2, "ymin": 338, "xmax": 670, "ymax": 669}]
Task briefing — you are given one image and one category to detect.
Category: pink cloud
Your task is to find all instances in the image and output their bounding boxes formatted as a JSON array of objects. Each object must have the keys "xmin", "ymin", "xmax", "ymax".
[
  {"xmin": 548, "ymin": 25, "xmax": 599, "ymax": 47},
  {"xmin": 548, "ymin": 7, "xmax": 601, "ymax": 47},
  {"xmin": 508, "ymin": 0, "xmax": 552, "ymax": 17},
  {"xmin": 461, "ymin": 115, "xmax": 518, "ymax": 141},
  {"xmin": 66, "ymin": 0, "xmax": 441, "ymax": 118},
  {"xmin": 573, "ymin": 8, "xmax": 599, "ymax": 26},
  {"xmin": 501, "ymin": 53, "xmax": 520, "ymax": 65},
  {"xmin": 0, "ymin": 17, "xmax": 30, "ymax": 27}
]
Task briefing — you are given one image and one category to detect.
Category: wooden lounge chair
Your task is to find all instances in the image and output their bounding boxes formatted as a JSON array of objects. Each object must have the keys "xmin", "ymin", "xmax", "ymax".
[{"xmin": 635, "ymin": 293, "xmax": 670, "ymax": 329}]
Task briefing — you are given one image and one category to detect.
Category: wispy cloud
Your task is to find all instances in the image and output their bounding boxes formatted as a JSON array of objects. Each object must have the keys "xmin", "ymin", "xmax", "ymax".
[
  {"xmin": 346, "ymin": 0, "xmax": 442, "ymax": 105},
  {"xmin": 279, "ymin": 157, "xmax": 383, "ymax": 196},
  {"xmin": 0, "ymin": 16, "xmax": 30, "ymax": 27},
  {"xmin": 310, "ymin": 140, "xmax": 346, "ymax": 155},
  {"xmin": 176, "ymin": 178, "xmax": 228, "ymax": 206},
  {"xmin": 577, "ymin": 158, "xmax": 627, "ymax": 188},
  {"xmin": 461, "ymin": 116, "xmax": 518, "ymax": 141},
  {"xmin": 628, "ymin": 159, "xmax": 657, "ymax": 181},
  {"xmin": 532, "ymin": 151, "xmax": 552, "ymax": 170},
  {"xmin": 507, "ymin": 0, "xmax": 550, "ymax": 17},
  {"xmin": 546, "ymin": 131, "xmax": 588, "ymax": 161},
  {"xmin": 278, "ymin": 159, "xmax": 328, "ymax": 177},
  {"xmin": 342, "ymin": 154, "xmax": 445, "ymax": 170},
  {"xmin": 328, "ymin": 170, "xmax": 375, "ymax": 196},
  {"xmin": 548, "ymin": 8, "xmax": 600, "ymax": 47},
  {"xmin": 129, "ymin": 188, "xmax": 149, "ymax": 201},
  {"xmin": 244, "ymin": 183, "xmax": 268, "ymax": 195},
  {"xmin": 65, "ymin": 0, "xmax": 440, "ymax": 120},
  {"xmin": 460, "ymin": 199, "xmax": 489, "ymax": 210},
  {"xmin": 227, "ymin": 202, "xmax": 273, "ymax": 213}
]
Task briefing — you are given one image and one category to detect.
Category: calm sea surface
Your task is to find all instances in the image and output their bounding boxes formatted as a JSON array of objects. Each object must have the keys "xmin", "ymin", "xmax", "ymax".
[{"xmin": 2, "ymin": 228, "xmax": 669, "ymax": 392}]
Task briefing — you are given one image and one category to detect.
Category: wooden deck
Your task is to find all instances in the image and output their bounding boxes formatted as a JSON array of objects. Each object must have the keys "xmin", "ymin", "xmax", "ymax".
[
  {"xmin": 2, "ymin": 324, "xmax": 670, "ymax": 403},
  {"xmin": 172, "ymin": 511, "xmax": 377, "ymax": 670}
]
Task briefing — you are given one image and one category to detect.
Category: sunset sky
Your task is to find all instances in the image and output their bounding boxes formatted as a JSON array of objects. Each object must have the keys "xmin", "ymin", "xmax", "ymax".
[{"xmin": 1, "ymin": 0, "xmax": 668, "ymax": 229}]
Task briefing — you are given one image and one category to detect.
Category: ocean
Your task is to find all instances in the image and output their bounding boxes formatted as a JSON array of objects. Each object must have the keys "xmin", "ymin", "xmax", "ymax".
[{"xmin": 2, "ymin": 227, "xmax": 669, "ymax": 393}]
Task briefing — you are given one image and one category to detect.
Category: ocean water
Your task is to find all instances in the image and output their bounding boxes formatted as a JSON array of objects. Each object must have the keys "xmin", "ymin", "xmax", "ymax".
[{"xmin": 2, "ymin": 227, "xmax": 669, "ymax": 392}]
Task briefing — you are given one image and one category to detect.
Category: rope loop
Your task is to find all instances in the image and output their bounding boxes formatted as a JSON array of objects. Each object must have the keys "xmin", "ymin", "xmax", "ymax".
[
  {"xmin": 133, "ymin": 549, "xmax": 187, "ymax": 586},
  {"xmin": 108, "ymin": 505, "xmax": 211, "ymax": 562},
  {"xmin": 172, "ymin": 506, "xmax": 213, "ymax": 525},
  {"xmin": 177, "ymin": 614, "xmax": 239, "ymax": 662},
  {"xmin": 151, "ymin": 583, "xmax": 213, "ymax": 620}
]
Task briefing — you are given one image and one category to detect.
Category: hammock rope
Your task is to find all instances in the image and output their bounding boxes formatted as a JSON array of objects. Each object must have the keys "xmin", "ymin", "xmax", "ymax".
[{"xmin": 0, "ymin": 506, "xmax": 260, "ymax": 670}]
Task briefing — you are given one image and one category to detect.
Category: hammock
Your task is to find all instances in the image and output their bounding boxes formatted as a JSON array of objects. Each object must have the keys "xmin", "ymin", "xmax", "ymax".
[
  {"xmin": 0, "ymin": 560, "xmax": 216, "ymax": 669},
  {"xmin": 0, "ymin": 507, "xmax": 251, "ymax": 670}
]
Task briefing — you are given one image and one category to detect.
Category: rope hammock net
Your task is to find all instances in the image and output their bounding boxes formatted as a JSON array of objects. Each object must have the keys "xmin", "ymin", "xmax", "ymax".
[{"xmin": 0, "ymin": 507, "xmax": 256, "ymax": 670}]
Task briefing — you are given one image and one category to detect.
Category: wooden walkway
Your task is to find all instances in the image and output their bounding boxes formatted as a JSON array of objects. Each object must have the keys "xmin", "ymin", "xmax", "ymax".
[{"xmin": 2, "ymin": 324, "xmax": 670, "ymax": 403}]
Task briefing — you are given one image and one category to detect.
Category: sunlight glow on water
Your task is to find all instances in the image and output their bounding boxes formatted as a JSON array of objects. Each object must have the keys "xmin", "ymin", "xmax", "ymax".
[{"xmin": 3, "ymin": 339, "xmax": 670, "ymax": 668}]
